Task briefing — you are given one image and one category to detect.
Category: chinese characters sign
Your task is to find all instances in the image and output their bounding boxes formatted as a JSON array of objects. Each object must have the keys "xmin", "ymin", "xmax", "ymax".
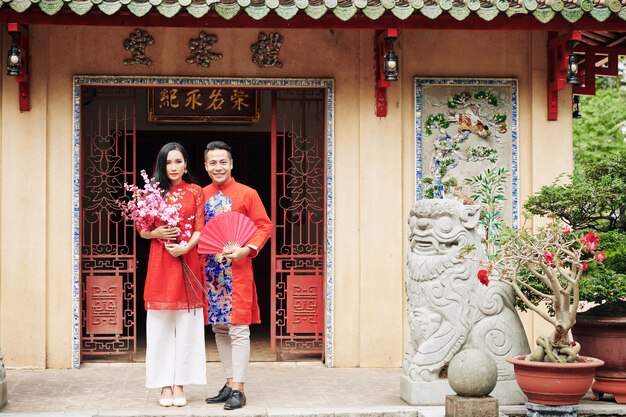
[{"xmin": 148, "ymin": 87, "xmax": 260, "ymax": 123}]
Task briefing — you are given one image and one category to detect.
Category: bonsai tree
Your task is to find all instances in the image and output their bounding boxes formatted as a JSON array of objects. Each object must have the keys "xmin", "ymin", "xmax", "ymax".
[
  {"xmin": 462, "ymin": 219, "xmax": 605, "ymax": 363},
  {"xmin": 459, "ymin": 166, "xmax": 608, "ymax": 363},
  {"xmin": 524, "ymin": 151, "xmax": 626, "ymax": 309}
]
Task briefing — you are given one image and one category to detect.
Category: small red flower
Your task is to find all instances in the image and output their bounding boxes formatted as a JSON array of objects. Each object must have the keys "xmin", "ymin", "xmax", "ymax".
[
  {"xmin": 581, "ymin": 232, "xmax": 600, "ymax": 251},
  {"xmin": 477, "ymin": 269, "xmax": 490, "ymax": 286},
  {"xmin": 562, "ymin": 225, "xmax": 572, "ymax": 236},
  {"xmin": 580, "ymin": 262, "xmax": 589, "ymax": 271},
  {"xmin": 543, "ymin": 250, "xmax": 555, "ymax": 268},
  {"xmin": 595, "ymin": 251, "xmax": 606, "ymax": 262}
]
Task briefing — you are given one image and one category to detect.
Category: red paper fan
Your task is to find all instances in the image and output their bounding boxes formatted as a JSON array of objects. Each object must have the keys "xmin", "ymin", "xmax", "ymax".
[{"xmin": 198, "ymin": 211, "xmax": 257, "ymax": 255}]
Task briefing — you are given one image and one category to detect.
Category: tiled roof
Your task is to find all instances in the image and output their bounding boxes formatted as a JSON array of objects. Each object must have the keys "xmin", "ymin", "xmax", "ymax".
[{"xmin": 2, "ymin": 0, "xmax": 626, "ymax": 22}]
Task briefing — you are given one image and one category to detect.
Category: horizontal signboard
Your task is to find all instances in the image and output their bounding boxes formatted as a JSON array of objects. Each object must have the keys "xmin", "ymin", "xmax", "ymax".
[{"xmin": 148, "ymin": 87, "xmax": 261, "ymax": 123}]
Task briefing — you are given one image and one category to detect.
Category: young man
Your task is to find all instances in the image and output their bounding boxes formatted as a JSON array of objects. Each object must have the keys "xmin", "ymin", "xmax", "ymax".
[{"xmin": 202, "ymin": 141, "xmax": 272, "ymax": 410}]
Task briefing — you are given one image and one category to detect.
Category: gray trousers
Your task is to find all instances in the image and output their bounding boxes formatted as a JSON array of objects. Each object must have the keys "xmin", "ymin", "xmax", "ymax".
[{"xmin": 212, "ymin": 324, "xmax": 251, "ymax": 382}]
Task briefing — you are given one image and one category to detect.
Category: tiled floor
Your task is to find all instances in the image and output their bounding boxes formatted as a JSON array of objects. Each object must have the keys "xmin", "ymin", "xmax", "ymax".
[
  {"xmin": 3, "ymin": 362, "xmax": 409, "ymax": 415},
  {"xmin": 3, "ymin": 363, "xmax": 625, "ymax": 417}
]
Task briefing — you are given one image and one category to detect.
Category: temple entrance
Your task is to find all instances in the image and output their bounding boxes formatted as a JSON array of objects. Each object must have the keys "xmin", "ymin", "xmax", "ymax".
[
  {"xmin": 133, "ymin": 133, "xmax": 274, "ymax": 361},
  {"xmin": 78, "ymin": 82, "xmax": 327, "ymax": 363}
]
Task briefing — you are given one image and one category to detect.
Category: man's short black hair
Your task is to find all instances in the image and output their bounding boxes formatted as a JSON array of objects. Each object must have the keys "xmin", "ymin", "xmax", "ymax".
[{"xmin": 205, "ymin": 141, "xmax": 232, "ymax": 160}]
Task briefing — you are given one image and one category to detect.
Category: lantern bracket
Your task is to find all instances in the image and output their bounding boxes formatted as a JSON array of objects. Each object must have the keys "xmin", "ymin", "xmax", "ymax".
[
  {"xmin": 374, "ymin": 28, "xmax": 398, "ymax": 118},
  {"xmin": 7, "ymin": 23, "xmax": 30, "ymax": 112},
  {"xmin": 547, "ymin": 30, "xmax": 581, "ymax": 121}
]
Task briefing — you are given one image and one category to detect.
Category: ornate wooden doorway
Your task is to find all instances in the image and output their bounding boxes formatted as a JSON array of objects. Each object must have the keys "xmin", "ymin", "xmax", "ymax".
[
  {"xmin": 80, "ymin": 87, "xmax": 137, "ymax": 358},
  {"xmin": 271, "ymin": 90, "xmax": 326, "ymax": 359},
  {"xmin": 74, "ymin": 78, "xmax": 333, "ymax": 365}
]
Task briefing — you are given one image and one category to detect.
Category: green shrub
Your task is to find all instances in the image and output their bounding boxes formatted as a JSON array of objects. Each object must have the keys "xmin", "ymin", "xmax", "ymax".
[{"xmin": 523, "ymin": 151, "xmax": 626, "ymax": 305}]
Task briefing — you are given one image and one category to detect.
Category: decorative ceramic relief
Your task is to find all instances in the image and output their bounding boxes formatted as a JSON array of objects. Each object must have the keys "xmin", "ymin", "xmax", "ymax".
[
  {"xmin": 414, "ymin": 78, "xmax": 519, "ymax": 227},
  {"xmin": 186, "ymin": 31, "xmax": 223, "ymax": 68},
  {"xmin": 123, "ymin": 28, "xmax": 155, "ymax": 66},
  {"xmin": 251, "ymin": 32, "xmax": 284, "ymax": 68}
]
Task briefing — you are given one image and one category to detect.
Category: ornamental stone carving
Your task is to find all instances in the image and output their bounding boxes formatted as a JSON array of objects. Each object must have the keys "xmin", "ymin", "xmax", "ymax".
[
  {"xmin": 123, "ymin": 28, "xmax": 154, "ymax": 66},
  {"xmin": 403, "ymin": 199, "xmax": 529, "ymax": 384},
  {"xmin": 251, "ymin": 32, "xmax": 283, "ymax": 68},
  {"xmin": 186, "ymin": 31, "xmax": 223, "ymax": 68}
]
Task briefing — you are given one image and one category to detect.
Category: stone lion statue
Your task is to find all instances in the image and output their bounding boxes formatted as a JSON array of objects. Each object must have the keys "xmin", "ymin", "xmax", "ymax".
[{"xmin": 403, "ymin": 199, "xmax": 529, "ymax": 383}]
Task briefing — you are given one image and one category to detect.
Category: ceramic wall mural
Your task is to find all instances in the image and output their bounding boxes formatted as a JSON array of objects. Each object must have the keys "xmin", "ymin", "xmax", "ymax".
[{"xmin": 415, "ymin": 78, "xmax": 519, "ymax": 227}]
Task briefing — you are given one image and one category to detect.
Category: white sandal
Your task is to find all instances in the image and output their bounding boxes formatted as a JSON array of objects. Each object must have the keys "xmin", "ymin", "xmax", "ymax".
[
  {"xmin": 173, "ymin": 386, "xmax": 187, "ymax": 407},
  {"xmin": 159, "ymin": 387, "xmax": 173, "ymax": 407}
]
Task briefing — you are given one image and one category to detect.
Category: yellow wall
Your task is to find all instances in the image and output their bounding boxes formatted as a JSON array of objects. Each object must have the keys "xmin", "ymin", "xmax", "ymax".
[{"xmin": 0, "ymin": 26, "xmax": 573, "ymax": 368}]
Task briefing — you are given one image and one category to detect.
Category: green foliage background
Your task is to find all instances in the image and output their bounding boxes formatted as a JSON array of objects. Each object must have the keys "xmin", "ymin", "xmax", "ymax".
[
  {"xmin": 550, "ymin": 72, "xmax": 626, "ymax": 305},
  {"xmin": 573, "ymin": 76, "xmax": 626, "ymax": 168}
]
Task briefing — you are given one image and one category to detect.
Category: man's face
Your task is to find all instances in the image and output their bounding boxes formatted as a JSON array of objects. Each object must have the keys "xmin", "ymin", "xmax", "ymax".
[{"xmin": 205, "ymin": 149, "xmax": 233, "ymax": 186}]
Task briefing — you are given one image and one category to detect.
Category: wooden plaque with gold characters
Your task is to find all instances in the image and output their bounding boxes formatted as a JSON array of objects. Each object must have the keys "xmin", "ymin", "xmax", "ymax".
[{"xmin": 148, "ymin": 87, "xmax": 261, "ymax": 123}]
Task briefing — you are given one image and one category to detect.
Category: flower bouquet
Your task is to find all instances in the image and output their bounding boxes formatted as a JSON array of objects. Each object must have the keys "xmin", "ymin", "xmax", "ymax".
[
  {"xmin": 118, "ymin": 170, "xmax": 192, "ymax": 245},
  {"xmin": 118, "ymin": 170, "xmax": 206, "ymax": 306}
]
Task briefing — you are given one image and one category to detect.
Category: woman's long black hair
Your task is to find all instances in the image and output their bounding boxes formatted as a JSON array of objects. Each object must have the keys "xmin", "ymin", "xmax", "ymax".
[{"xmin": 153, "ymin": 142, "xmax": 194, "ymax": 194}]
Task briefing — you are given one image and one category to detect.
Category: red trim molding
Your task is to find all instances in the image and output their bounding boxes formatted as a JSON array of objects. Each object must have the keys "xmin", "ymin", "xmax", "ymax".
[{"xmin": 574, "ymin": 44, "xmax": 626, "ymax": 96}]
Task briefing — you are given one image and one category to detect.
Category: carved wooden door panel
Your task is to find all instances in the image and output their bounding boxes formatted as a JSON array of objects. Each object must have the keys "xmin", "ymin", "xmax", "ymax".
[
  {"xmin": 271, "ymin": 90, "xmax": 326, "ymax": 359},
  {"xmin": 80, "ymin": 88, "xmax": 137, "ymax": 358}
]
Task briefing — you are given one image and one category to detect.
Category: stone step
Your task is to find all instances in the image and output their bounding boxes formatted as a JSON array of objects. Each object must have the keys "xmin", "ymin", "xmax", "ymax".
[
  {"xmin": 501, "ymin": 403, "xmax": 626, "ymax": 417},
  {"xmin": 1, "ymin": 405, "xmax": 624, "ymax": 417}
]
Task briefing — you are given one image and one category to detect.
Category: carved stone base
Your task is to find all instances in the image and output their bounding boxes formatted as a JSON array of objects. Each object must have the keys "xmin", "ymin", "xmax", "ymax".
[
  {"xmin": 526, "ymin": 402, "xmax": 578, "ymax": 417},
  {"xmin": 401, "ymin": 374, "xmax": 526, "ymax": 405},
  {"xmin": 0, "ymin": 380, "xmax": 6, "ymax": 408},
  {"xmin": 0, "ymin": 347, "xmax": 6, "ymax": 408},
  {"xmin": 445, "ymin": 395, "xmax": 499, "ymax": 417}
]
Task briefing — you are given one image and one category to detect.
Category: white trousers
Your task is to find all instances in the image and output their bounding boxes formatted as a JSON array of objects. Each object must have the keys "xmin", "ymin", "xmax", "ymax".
[
  {"xmin": 145, "ymin": 308, "xmax": 207, "ymax": 388},
  {"xmin": 213, "ymin": 324, "xmax": 251, "ymax": 382}
]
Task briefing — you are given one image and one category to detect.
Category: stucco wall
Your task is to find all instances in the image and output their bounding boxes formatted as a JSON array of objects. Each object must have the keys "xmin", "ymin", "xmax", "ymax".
[{"xmin": 0, "ymin": 26, "xmax": 572, "ymax": 368}]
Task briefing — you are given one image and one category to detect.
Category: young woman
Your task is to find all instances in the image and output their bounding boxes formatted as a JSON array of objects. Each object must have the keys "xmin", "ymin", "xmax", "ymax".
[{"xmin": 139, "ymin": 142, "xmax": 206, "ymax": 407}]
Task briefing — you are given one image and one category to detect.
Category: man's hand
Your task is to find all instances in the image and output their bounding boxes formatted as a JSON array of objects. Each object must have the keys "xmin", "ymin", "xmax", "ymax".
[{"xmin": 223, "ymin": 245, "xmax": 251, "ymax": 262}]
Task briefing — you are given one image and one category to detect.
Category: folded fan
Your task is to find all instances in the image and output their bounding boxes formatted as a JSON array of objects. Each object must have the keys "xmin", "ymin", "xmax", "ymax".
[{"xmin": 198, "ymin": 211, "xmax": 257, "ymax": 255}]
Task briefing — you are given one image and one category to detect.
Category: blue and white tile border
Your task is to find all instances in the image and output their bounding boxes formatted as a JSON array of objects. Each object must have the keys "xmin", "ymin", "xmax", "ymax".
[
  {"xmin": 72, "ymin": 76, "xmax": 336, "ymax": 369},
  {"xmin": 414, "ymin": 77, "xmax": 520, "ymax": 227}
]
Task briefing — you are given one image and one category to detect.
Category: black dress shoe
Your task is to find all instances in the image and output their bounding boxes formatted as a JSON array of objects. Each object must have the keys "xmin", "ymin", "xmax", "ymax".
[
  {"xmin": 224, "ymin": 390, "xmax": 246, "ymax": 410},
  {"xmin": 206, "ymin": 384, "xmax": 233, "ymax": 404}
]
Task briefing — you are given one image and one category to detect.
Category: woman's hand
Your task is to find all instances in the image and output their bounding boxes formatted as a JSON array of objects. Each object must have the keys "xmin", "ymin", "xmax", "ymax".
[
  {"xmin": 164, "ymin": 242, "xmax": 189, "ymax": 258},
  {"xmin": 151, "ymin": 226, "xmax": 180, "ymax": 241},
  {"xmin": 223, "ymin": 245, "xmax": 251, "ymax": 262}
]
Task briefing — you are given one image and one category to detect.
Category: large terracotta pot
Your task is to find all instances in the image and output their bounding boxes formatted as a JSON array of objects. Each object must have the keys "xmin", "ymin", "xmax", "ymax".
[
  {"xmin": 506, "ymin": 355, "xmax": 604, "ymax": 405},
  {"xmin": 573, "ymin": 314, "xmax": 626, "ymax": 403}
]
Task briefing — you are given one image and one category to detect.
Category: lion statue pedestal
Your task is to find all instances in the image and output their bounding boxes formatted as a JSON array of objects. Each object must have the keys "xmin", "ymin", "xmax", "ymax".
[
  {"xmin": 400, "ymin": 199, "xmax": 529, "ymax": 405},
  {"xmin": 0, "ymin": 348, "xmax": 6, "ymax": 408}
]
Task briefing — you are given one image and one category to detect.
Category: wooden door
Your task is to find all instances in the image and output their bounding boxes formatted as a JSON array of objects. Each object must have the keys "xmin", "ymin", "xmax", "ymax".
[
  {"xmin": 270, "ymin": 89, "xmax": 326, "ymax": 359},
  {"xmin": 80, "ymin": 87, "xmax": 137, "ymax": 358}
]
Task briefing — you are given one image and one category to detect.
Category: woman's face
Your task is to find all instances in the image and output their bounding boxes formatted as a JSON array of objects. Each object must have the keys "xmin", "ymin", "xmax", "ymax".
[{"xmin": 166, "ymin": 149, "xmax": 186, "ymax": 186}]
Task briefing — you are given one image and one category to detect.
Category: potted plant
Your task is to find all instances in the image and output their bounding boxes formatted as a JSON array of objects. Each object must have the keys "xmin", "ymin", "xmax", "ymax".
[
  {"xmin": 523, "ymin": 150, "xmax": 626, "ymax": 403},
  {"xmin": 461, "ymin": 217, "xmax": 606, "ymax": 406}
]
